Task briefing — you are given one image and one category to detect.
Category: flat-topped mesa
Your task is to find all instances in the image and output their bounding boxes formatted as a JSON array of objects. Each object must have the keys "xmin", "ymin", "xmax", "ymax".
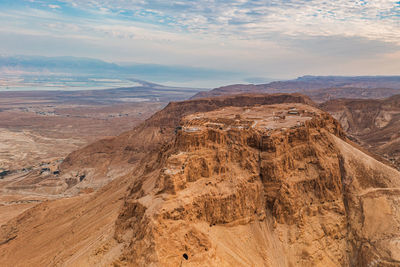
[
  {"xmin": 156, "ymin": 104, "xmax": 345, "ymax": 217},
  {"xmin": 181, "ymin": 103, "xmax": 324, "ymax": 134},
  {"xmin": 116, "ymin": 103, "xmax": 350, "ymax": 265},
  {"xmin": 59, "ymin": 94, "xmax": 315, "ymax": 189},
  {"xmin": 173, "ymin": 103, "xmax": 344, "ymax": 161}
]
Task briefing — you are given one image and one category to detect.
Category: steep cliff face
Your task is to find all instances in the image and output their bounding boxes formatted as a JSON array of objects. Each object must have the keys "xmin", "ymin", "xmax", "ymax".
[
  {"xmin": 114, "ymin": 104, "xmax": 400, "ymax": 266},
  {"xmin": 331, "ymin": 135, "xmax": 400, "ymax": 267},
  {"xmin": 1, "ymin": 95, "xmax": 400, "ymax": 267}
]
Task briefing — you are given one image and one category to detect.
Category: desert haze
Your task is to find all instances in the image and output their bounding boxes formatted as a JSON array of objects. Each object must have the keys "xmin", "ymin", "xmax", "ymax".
[{"xmin": 1, "ymin": 0, "xmax": 400, "ymax": 266}]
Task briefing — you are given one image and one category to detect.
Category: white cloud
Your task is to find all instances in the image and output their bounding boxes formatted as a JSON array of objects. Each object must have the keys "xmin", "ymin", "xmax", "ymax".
[
  {"xmin": 48, "ymin": 4, "xmax": 61, "ymax": 9},
  {"xmin": 56, "ymin": 0, "xmax": 400, "ymax": 44}
]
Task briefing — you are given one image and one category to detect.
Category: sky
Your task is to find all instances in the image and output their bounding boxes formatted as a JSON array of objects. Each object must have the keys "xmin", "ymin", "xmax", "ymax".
[{"xmin": 0, "ymin": 0, "xmax": 399, "ymax": 82}]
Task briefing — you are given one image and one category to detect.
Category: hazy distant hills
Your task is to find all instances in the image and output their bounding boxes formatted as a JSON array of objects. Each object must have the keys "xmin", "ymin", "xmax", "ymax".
[
  {"xmin": 0, "ymin": 55, "xmax": 119, "ymax": 73},
  {"xmin": 294, "ymin": 75, "xmax": 400, "ymax": 89},
  {"xmin": 0, "ymin": 55, "xmax": 238, "ymax": 86},
  {"xmin": 193, "ymin": 75, "xmax": 400, "ymax": 102}
]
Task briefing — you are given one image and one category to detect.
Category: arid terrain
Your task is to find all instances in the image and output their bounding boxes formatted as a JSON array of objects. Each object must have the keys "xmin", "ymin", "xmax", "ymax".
[
  {"xmin": 0, "ymin": 100, "xmax": 164, "ymax": 226},
  {"xmin": 320, "ymin": 95, "xmax": 400, "ymax": 171},
  {"xmin": 2, "ymin": 0, "xmax": 400, "ymax": 265},
  {"xmin": 1, "ymin": 93, "xmax": 400, "ymax": 266},
  {"xmin": 0, "ymin": 84, "xmax": 204, "ymax": 226}
]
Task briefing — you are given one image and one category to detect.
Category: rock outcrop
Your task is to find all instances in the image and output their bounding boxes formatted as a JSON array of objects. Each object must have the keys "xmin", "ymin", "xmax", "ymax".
[
  {"xmin": 59, "ymin": 94, "xmax": 314, "ymax": 188},
  {"xmin": 114, "ymin": 103, "xmax": 400, "ymax": 266}
]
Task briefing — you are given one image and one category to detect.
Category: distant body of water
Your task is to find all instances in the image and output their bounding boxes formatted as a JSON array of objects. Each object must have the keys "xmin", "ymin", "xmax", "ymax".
[
  {"xmin": 0, "ymin": 75, "xmax": 143, "ymax": 92},
  {"xmin": 0, "ymin": 74, "xmax": 246, "ymax": 92}
]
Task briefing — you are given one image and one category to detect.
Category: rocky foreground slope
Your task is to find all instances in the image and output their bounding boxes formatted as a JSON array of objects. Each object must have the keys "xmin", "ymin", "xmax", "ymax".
[{"xmin": 1, "ymin": 94, "xmax": 400, "ymax": 266}]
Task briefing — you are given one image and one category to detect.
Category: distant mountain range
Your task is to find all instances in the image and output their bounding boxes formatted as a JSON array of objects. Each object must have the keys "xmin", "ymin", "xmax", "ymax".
[{"xmin": 193, "ymin": 75, "xmax": 400, "ymax": 102}]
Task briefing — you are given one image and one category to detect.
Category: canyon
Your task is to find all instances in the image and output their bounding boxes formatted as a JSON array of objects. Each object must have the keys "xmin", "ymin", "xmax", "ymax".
[{"xmin": 320, "ymin": 95, "xmax": 400, "ymax": 171}]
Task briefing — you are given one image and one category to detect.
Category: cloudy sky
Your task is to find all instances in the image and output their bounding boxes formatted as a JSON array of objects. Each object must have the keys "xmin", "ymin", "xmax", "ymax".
[{"xmin": 0, "ymin": 0, "xmax": 399, "ymax": 81}]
